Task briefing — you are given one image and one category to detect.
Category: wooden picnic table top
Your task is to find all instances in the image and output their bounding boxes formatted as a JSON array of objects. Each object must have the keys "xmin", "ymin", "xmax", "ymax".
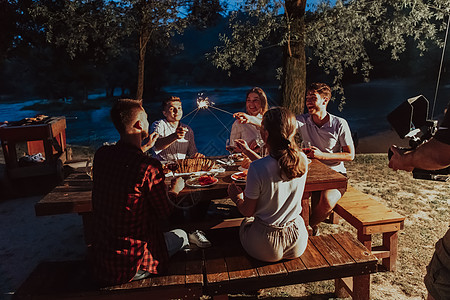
[{"xmin": 35, "ymin": 158, "xmax": 347, "ymax": 217}]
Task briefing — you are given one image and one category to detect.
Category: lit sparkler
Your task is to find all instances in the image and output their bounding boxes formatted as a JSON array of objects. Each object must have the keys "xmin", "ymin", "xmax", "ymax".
[
  {"xmin": 182, "ymin": 92, "xmax": 235, "ymax": 129},
  {"xmin": 196, "ymin": 93, "xmax": 213, "ymax": 109}
]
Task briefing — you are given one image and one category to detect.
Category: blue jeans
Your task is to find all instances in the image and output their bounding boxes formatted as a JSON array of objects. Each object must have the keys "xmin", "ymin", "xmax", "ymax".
[{"xmin": 164, "ymin": 229, "xmax": 189, "ymax": 257}]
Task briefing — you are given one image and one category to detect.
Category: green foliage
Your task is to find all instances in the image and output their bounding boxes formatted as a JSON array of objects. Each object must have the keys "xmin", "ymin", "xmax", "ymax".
[
  {"xmin": 207, "ymin": 1, "xmax": 284, "ymax": 76},
  {"xmin": 29, "ymin": 0, "xmax": 126, "ymax": 61},
  {"xmin": 209, "ymin": 0, "xmax": 450, "ymax": 109}
]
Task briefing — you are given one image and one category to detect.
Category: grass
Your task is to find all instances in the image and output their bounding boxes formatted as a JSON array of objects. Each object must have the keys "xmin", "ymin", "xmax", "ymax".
[
  {"xmin": 228, "ymin": 153, "xmax": 449, "ymax": 299},
  {"xmin": 0, "ymin": 148, "xmax": 448, "ymax": 299}
]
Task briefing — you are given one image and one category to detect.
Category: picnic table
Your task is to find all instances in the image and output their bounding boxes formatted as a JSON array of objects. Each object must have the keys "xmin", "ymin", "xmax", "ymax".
[{"xmin": 35, "ymin": 158, "xmax": 347, "ymax": 242}]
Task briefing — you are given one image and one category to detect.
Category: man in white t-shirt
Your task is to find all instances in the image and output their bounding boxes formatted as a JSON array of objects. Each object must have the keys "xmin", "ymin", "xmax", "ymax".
[
  {"xmin": 151, "ymin": 96, "xmax": 204, "ymax": 161},
  {"xmin": 297, "ymin": 83, "xmax": 355, "ymax": 234}
]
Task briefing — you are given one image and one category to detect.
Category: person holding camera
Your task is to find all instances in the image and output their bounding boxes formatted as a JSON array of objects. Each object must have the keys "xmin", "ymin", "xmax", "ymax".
[{"xmin": 389, "ymin": 103, "xmax": 450, "ymax": 300}]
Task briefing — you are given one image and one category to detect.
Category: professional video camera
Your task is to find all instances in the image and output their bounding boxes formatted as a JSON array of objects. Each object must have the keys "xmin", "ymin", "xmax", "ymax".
[{"xmin": 387, "ymin": 95, "xmax": 449, "ymax": 181}]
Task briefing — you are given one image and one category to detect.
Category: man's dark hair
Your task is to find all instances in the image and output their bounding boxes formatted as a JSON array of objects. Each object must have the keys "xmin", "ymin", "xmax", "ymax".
[
  {"xmin": 161, "ymin": 96, "xmax": 182, "ymax": 111},
  {"xmin": 110, "ymin": 99, "xmax": 143, "ymax": 134},
  {"xmin": 307, "ymin": 83, "xmax": 331, "ymax": 100}
]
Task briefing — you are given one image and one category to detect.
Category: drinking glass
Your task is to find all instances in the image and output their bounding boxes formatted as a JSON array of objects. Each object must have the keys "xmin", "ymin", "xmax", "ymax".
[
  {"xmin": 255, "ymin": 134, "xmax": 265, "ymax": 156},
  {"xmin": 301, "ymin": 141, "xmax": 312, "ymax": 155},
  {"xmin": 85, "ymin": 157, "xmax": 93, "ymax": 180},
  {"xmin": 166, "ymin": 161, "xmax": 179, "ymax": 177},
  {"xmin": 225, "ymin": 139, "xmax": 235, "ymax": 154}
]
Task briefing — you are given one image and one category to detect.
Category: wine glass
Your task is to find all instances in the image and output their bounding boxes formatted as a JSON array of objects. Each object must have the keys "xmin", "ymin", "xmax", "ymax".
[
  {"xmin": 225, "ymin": 139, "xmax": 236, "ymax": 165},
  {"xmin": 85, "ymin": 157, "xmax": 93, "ymax": 180},
  {"xmin": 225, "ymin": 139, "xmax": 235, "ymax": 154},
  {"xmin": 255, "ymin": 134, "xmax": 265, "ymax": 156},
  {"xmin": 166, "ymin": 161, "xmax": 179, "ymax": 177},
  {"xmin": 301, "ymin": 141, "xmax": 312, "ymax": 156}
]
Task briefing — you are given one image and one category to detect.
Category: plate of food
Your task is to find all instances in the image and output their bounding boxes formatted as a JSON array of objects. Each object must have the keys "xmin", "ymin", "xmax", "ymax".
[
  {"xmin": 186, "ymin": 175, "xmax": 219, "ymax": 188},
  {"xmin": 231, "ymin": 171, "xmax": 247, "ymax": 182},
  {"xmin": 229, "ymin": 153, "xmax": 245, "ymax": 161}
]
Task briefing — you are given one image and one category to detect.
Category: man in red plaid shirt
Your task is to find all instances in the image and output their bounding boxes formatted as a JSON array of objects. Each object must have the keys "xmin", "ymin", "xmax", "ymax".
[{"xmin": 90, "ymin": 99, "xmax": 188, "ymax": 286}]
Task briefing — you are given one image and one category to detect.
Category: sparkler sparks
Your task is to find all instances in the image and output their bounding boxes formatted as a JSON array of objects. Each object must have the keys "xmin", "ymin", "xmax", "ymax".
[
  {"xmin": 196, "ymin": 93, "xmax": 213, "ymax": 109},
  {"xmin": 182, "ymin": 92, "xmax": 234, "ymax": 131}
]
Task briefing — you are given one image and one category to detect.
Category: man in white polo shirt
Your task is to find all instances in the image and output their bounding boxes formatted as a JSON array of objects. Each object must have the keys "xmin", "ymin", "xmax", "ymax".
[
  {"xmin": 297, "ymin": 83, "xmax": 355, "ymax": 235},
  {"xmin": 151, "ymin": 96, "xmax": 204, "ymax": 161}
]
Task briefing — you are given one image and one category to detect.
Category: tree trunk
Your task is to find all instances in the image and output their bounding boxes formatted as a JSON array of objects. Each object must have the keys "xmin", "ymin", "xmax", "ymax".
[
  {"xmin": 136, "ymin": 28, "xmax": 150, "ymax": 101},
  {"xmin": 282, "ymin": 0, "xmax": 307, "ymax": 115}
]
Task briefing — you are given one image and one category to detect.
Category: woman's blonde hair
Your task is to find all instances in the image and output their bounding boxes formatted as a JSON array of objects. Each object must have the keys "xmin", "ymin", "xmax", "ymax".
[{"xmin": 262, "ymin": 107, "xmax": 307, "ymax": 180}]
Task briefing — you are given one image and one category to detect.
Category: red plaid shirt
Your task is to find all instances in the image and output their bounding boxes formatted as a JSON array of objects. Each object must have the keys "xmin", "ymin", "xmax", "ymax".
[{"xmin": 90, "ymin": 141, "xmax": 172, "ymax": 286}]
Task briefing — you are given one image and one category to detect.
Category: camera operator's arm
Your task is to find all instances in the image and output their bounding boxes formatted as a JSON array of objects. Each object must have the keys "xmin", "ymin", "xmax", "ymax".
[{"xmin": 389, "ymin": 139, "xmax": 450, "ymax": 172}]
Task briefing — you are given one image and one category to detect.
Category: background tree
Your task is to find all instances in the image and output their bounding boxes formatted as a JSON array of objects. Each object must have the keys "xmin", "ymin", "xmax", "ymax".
[{"xmin": 209, "ymin": 0, "xmax": 450, "ymax": 114}]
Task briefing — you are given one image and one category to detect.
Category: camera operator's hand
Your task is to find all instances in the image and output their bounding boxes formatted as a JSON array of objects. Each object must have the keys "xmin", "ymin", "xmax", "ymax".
[{"xmin": 388, "ymin": 145, "xmax": 414, "ymax": 172}]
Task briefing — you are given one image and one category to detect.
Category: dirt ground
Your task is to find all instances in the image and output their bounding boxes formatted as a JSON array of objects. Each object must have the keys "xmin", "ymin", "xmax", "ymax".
[
  {"xmin": 250, "ymin": 154, "xmax": 449, "ymax": 300},
  {"xmin": 0, "ymin": 148, "xmax": 448, "ymax": 299}
]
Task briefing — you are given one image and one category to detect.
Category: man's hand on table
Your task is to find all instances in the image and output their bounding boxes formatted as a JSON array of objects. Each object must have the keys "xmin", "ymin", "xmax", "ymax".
[{"xmin": 169, "ymin": 177, "xmax": 185, "ymax": 195}]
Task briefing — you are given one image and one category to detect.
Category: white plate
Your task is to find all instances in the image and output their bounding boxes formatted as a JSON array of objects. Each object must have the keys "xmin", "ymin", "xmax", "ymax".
[
  {"xmin": 186, "ymin": 176, "xmax": 219, "ymax": 188},
  {"xmin": 231, "ymin": 172, "xmax": 247, "ymax": 182}
]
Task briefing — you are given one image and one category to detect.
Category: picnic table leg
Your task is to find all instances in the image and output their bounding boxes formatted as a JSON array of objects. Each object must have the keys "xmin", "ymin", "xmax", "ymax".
[
  {"xmin": 335, "ymin": 275, "xmax": 370, "ymax": 300},
  {"xmin": 301, "ymin": 192, "xmax": 311, "ymax": 235},
  {"xmin": 382, "ymin": 231, "xmax": 398, "ymax": 271},
  {"xmin": 357, "ymin": 229, "xmax": 372, "ymax": 252}
]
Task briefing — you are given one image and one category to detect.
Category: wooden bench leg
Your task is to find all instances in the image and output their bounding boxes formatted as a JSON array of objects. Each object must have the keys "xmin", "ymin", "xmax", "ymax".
[
  {"xmin": 335, "ymin": 277, "xmax": 351, "ymax": 298},
  {"xmin": 335, "ymin": 275, "xmax": 370, "ymax": 300},
  {"xmin": 382, "ymin": 231, "xmax": 399, "ymax": 271},
  {"xmin": 353, "ymin": 274, "xmax": 370, "ymax": 300},
  {"xmin": 327, "ymin": 211, "xmax": 340, "ymax": 224}
]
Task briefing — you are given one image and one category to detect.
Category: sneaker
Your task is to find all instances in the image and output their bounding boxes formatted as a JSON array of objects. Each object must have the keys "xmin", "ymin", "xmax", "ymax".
[
  {"xmin": 188, "ymin": 230, "xmax": 211, "ymax": 248},
  {"xmin": 132, "ymin": 269, "xmax": 151, "ymax": 281},
  {"xmin": 312, "ymin": 225, "xmax": 320, "ymax": 236}
]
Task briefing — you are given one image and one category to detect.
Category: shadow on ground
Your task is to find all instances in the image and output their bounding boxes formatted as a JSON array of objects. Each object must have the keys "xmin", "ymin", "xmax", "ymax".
[{"xmin": 0, "ymin": 163, "xmax": 74, "ymax": 201}]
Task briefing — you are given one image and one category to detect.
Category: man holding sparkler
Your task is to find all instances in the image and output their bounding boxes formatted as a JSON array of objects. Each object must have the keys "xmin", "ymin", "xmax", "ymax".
[{"xmin": 151, "ymin": 96, "xmax": 204, "ymax": 161}]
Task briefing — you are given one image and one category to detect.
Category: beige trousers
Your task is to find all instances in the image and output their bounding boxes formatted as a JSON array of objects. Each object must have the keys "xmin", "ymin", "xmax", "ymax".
[{"xmin": 239, "ymin": 216, "xmax": 308, "ymax": 262}]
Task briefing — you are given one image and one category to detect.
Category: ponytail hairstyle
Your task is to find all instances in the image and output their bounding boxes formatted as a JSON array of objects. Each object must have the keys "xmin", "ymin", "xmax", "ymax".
[{"xmin": 262, "ymin": 107, "xmax": 307, "ymax": 180}]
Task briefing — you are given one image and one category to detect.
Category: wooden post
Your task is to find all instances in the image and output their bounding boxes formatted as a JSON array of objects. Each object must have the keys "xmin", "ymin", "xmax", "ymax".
[
  {"xmin": 352, "ymin": 274, "xmax": 370, "ymax": 300},
  {"xmin": 382, "ymin": 231, "xmax": 398, "ymax": 271}
]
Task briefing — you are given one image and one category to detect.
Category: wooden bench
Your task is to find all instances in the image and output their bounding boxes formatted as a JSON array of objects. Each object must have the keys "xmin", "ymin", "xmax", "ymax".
[
  {"xmin": 203, "ymin": 227, "xmax": 378, "ymax": 300},
  {"xmin": 332, "ymin": 185, "xmax": 405, "ymax": 271},
  {"xmin": 14, "ymin": 227, "xmax": 378, "ymax": 300},
  {"xmin": 13, "ymin": 251, "xmax": 204, "ymax": 300}
]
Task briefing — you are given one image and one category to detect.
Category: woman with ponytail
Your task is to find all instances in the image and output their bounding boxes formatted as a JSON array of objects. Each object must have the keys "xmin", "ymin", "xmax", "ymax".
[{"xmin": 227, "ymin": 107, "xmax": 309, "ymax": 262}]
